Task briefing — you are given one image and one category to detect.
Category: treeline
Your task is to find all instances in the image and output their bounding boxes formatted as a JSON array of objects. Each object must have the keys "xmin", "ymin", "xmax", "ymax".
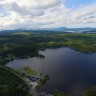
[
  {"xmin": 0, "ymin": 32, "xmax": 95, "ymax": 65},
  {"xmin": 0, "ymin": 67, "xmax": 31, "ymax": 96}
]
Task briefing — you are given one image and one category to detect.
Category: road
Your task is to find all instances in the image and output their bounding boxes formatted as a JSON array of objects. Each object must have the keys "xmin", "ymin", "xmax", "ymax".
[{"xmin": 1, "ymin": 66, "xmax": 37, "ymax": 96}]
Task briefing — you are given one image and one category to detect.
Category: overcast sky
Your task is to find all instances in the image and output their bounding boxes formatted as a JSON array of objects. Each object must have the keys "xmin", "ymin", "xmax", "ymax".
[{"xmin": 0, "ymin": 0, "xmax": 96, "ymax": 30}]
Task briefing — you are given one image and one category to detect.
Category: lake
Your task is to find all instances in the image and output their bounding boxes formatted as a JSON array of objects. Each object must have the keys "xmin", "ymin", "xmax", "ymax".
[{"xmin": 6, "ymin": 47, "xmax": 96, "ymax": 96}]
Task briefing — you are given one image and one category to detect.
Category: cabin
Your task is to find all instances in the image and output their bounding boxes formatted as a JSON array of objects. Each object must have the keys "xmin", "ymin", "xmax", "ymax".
[{"xmin": 27, "ymin": 76, "xmax": 38, "ymax": 82}]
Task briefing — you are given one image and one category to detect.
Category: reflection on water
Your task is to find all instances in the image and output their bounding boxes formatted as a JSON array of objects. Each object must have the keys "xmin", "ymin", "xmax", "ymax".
[{"xmin": 7, "ymin": 47, "xmax": 96, "ymax": 96}]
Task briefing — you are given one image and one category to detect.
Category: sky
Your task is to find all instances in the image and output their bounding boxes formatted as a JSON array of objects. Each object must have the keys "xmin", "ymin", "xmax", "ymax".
[{"xmin": 0, "ymin": 0, "xmax": 96, "ymax": 30}]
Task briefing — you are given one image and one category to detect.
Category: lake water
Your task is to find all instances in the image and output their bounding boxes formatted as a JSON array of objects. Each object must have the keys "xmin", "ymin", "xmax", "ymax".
[{"xmin": 6, "ymin": 47, "xmax": 96, "ymax": 96}]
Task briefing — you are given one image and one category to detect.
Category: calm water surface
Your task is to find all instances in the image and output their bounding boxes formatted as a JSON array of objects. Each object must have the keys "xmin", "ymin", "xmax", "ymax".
[{"xmin": 6, "ymin": 47, "xmax": 96, "ymax": 96}]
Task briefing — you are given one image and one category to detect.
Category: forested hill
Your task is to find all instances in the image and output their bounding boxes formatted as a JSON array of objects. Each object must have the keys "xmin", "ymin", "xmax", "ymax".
[{"xmin": 0, "ymin": 31, "xmax": 95, "ymax": 65}]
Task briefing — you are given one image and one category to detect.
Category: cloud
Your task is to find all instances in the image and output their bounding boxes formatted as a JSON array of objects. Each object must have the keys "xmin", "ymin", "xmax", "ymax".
[
  {"xmin": 17, "ymin": 0, "xmax": 63, "ymax": 9},
  {"xmin": 0, "ymin": 0, "xmax": 96, "ymax": 29},
  {"xmin": 0, "ymin": 0, "xmax": 63, "ymax": 16}
]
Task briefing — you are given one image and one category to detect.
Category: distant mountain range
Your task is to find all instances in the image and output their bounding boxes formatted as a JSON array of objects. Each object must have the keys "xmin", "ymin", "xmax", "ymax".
[
  {"xmin": 0, "ymin": 27, "xmax": 96, "ymax": 34},
  {"xmin": 49, "ymin": 27, "xmax": 96, "ymax": 32}
]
